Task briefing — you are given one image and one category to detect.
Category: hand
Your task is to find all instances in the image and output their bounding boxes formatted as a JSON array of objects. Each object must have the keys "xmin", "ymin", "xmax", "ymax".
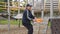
[
  {"xmin": 33, "ymin": 19, "xmax": 36, "ymax": 22},
  {"xmin": 33, "ymin": 17, "xmax": 37, "ymax": 22},
  {"xmin": 35, "ymin": 17, "xmax": 37, "ymax": 19}
]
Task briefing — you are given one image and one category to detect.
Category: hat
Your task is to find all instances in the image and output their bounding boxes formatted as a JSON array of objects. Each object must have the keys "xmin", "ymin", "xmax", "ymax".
[{"xmin": 26, "ymin": 4, "xmax": 32, "ymax": 7}]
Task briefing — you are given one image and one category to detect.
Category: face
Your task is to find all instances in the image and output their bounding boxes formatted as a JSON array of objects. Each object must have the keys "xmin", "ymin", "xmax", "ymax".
[{"xmin": 27, "ymin": 6, "xmax": 32, "ymax": 10}]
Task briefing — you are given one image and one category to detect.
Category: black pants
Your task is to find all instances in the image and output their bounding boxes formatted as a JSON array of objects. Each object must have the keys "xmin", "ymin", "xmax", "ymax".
[{"xmin": 22, "ymin": 22, "xmax": 33, "ymax": 34}]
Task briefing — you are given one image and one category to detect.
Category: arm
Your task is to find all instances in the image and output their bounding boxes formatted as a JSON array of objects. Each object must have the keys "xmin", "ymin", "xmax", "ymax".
[
  {"xmin": 31, "ymin": 13, "xmax": 35, "ymax": 19},
  {"xmin": 27, "ymin": 10, "xmax": 34, "ymax": 20}
]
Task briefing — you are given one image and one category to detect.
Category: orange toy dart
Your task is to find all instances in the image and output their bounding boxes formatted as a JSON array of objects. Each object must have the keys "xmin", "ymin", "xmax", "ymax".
[{"xmin": 35, "ymin": 18, "xmax": 43, "ymax": 23}]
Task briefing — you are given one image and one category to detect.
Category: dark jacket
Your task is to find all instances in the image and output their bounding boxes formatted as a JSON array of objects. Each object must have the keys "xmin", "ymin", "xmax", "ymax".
[{"xmin": 22, "ymin": 9, "xmax": 35, "ymax": 23}]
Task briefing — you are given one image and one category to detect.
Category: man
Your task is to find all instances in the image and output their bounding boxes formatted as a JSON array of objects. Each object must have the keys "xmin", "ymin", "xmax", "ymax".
[{"xmin": 22, "ymin": 4, "xmax": 36, "ymax": 34}]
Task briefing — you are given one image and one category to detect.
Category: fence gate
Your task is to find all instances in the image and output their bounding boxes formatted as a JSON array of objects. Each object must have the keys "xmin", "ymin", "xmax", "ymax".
[{"xmin": 49, "ymin": 18, "xmax": 60, "ymax": 34}]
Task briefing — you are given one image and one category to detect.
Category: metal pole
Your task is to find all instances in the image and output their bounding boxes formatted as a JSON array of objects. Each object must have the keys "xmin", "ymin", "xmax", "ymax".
[
  {"xmin": 18, "ymin": 0, "xmax": 20, "ymax": 28},
  {"xmin": 50, "ymin": 0, "xmax": 53, "ymax": 18},
  {"xmin": 38, "ymin": 0, "xmax": 44, "ymax": 34},
  {"xmin": 32, "ymin": 0, "xmax": 34, "ymax": 16},
  {"xmin": 50, "ymin": 0, "xmax": 53, "ymax": 34},
  {"xmin": 7, "ymin": 0, "xmax": 10, "ymax": 33},
  {"xmin": 41, "ymin": 0, "xmax": 44, "ymax": 18},
  {"xmin": 18, "ymin": 0, "xmax": 20, "ymax": 14},
  {"xmin": 27, "ymin": 0, "xmax": 28, "ymax": 4}
]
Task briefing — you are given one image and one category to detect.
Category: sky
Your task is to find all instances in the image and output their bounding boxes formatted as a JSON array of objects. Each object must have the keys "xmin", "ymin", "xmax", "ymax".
[
  {"xmin": 20, "ymin": 0, "xmax": 42, "ymax": 2},
  {"xmin": 12, "ymin": 0, "xmax": 23, "ymax": 2},
  {"xmin": 20, "ymin": 0, "xmax": 23, "ymax": 2}
]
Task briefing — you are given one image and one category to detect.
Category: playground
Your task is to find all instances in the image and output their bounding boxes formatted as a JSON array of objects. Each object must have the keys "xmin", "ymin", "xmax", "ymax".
[
  {"xmin": 0, "ymin": 0, "xmax": 60, "ymax": 34},
  {"xmin": 0, "ymin": 24, "xmax": 51, "ymax": 34}
]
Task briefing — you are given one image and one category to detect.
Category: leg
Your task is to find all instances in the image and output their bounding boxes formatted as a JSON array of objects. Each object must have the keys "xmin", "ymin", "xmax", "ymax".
[
  {"xmin": 22, "ymin": 23, "xmax": 33, "ymax": 34},
  {"xmin": 27, "ymin": 24, "xmax": 33, "ymax": 34}
]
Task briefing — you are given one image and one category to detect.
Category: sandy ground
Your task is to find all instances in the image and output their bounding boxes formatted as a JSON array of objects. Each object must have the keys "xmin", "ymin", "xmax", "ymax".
[{"xmin": 0, "ymin": 24, "xmax": 51, "ymax": 34}]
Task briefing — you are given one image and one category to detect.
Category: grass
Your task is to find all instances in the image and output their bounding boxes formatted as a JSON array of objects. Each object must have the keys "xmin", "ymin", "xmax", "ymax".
[
  {"xmin": 0, "ymin": 19, "xmax": 22, "ymax": 25},
  {"xmin": 48, "ymin": 22, "xmax": 51, "ymax": 27},
  {"xmin": 0, "ymin": 19, "xmax": 51, "ymax": 27}
]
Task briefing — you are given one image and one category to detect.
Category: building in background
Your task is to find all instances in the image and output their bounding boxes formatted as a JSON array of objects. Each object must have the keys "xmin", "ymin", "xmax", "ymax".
[
  {"xmin": 44, "ymin": 0, "xmax": 59, "ymax": 16},
  {"xmin": 0, "ymin": 0, "xmax": 60, "ymax": 17},
  {"xmin": 59, "ymin": 0, "xmax": 60, "ymax": 12},
  {"xmin": 27, "ymin": 0, "xmax": 60, "ymax": 17},
  {"xmin": 44, "ymin": 0, "xmax": 59, "ymax": 12}
]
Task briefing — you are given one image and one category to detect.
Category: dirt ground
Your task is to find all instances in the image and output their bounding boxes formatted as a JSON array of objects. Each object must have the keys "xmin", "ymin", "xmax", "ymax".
[{"xmin": 0, "ymin": 25, "xmax": 51, "ymax": 34}]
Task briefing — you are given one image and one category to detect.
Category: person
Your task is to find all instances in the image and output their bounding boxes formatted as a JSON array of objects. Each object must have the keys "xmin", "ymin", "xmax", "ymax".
[{"xmin": 22, "ymin": 4, "xmax": 36, "ymax": 34}]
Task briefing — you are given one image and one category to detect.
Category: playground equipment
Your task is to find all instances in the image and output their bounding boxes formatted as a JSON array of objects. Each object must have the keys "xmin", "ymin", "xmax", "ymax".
[
  {"xmin": 7, "ymin": 0, "xmax": 22, "ymax": 32},
  {"xmin": 7, "ymin": 0, "xmax": 49, "ymax": 34},
  {"xmin": 49, "ymin": 18, "xmax": 60, "ymax": 34}
]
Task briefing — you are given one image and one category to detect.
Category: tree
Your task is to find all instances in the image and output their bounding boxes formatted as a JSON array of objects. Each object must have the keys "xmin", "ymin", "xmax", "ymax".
[{"xmin": 0, "ymin": 0, "xmax": 4, "ymax": 2}]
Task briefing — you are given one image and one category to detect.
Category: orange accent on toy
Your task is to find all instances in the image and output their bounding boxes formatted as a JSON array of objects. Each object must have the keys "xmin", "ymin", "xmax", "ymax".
[{"xmin": 36, "ymin": 18, "xmax": 43, "ymax": 23}]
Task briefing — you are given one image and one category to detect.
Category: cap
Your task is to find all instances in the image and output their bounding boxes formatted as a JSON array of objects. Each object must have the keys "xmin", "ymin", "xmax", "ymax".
[{"xmin": 26, "ymin": 4, "xmax": 32, "ymax": 7}]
